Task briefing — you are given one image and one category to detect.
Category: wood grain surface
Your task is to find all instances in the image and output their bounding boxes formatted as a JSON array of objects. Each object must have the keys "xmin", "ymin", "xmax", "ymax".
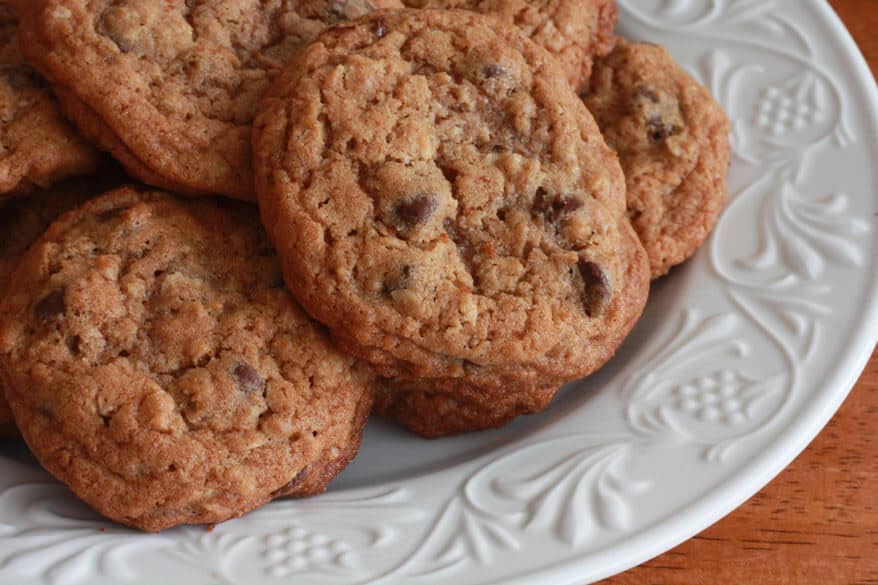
[{"xmin": 600, "ymin": 1, "xmax": 878, "ymax": 583}]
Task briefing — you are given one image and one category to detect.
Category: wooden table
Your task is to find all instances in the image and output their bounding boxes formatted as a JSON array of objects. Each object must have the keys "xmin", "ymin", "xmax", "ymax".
[{"xmin": 601, "ymin": 1, "xmax": 878, "ymax": 583}]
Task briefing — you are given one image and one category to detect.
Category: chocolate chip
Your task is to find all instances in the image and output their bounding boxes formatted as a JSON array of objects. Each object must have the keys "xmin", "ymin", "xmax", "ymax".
[
  {"xmin": 578, "ymin": 260, "xmax": 611, "ymax": 317},
  {"xmin": 0, "ymin": 66, "xmax": 42, "ymax": 90},
  {"xmin": 66, "ymin": 335, "xmax": 82, "ymax": 355},
  {"xmin": 233, "ymin": 363, "xmax": 263, "ymax": 394},
  {"xmin": 550, "ymin": 196, "xmax": 583, "ymax": 222},
  {"xmin": 535, "ymin": 188, "xmax": 584, "ymax": 224},
  {"xmin": 35, "ymin": 289, "xmax": 66, "ymax": 321},
  {"xmin": 439, "ymin": 166, "xmax": 458, "ymax": 185},
  {"xmin": 373, "ymin": 17, "xmax": 387, "ymax": 38},
  {"xmin": 553, "ymin": 196, "xmax": 584, "ymax": 219},
  {"xmin": 646, "ymin": 115, "xmax": 673, "ymax": 142},
  {"xmin": 272, "ymin": 467, "xmax": 309, "ymax": 498},
  {"xmin": 384, "ymin": 265, "xmax": 413, "ymax": 294},
  {"xmin": 646, "ymin": 115, "xmax": 680, "ymax": 142},
  {"xmin": 395, "ymin": 194, "xmax": 437, "ymax": 227},
  {"xmin": 481, "ymin": 64, "xmax": 507, "ymax": 78},
  {"xmin": 96, "ymin": 205, "xmax": 131, "ymax": 223}
]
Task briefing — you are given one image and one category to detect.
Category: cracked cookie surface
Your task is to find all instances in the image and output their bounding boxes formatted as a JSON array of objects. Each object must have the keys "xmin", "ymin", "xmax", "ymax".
[
  {"xmin": 0, "ymin": 1, "xmax": 100, "ymax": 196},
  {"xmin": 254, "ymin": 10, "xmax": 649, "ymax": 429},
  {"xmin": 17, "ymin": 0, "xmax": 402, "ymax": 200},
  {"xmin": 0, "ymin": 187, "xmax": 373, "ymax": 531},
  {"xmin": 400, "ymin": 0, "xmax": 617, "ymax": 90},
  {"xmin": 584, "ymin": 40, "xmax": 730, "ymax": 278}
]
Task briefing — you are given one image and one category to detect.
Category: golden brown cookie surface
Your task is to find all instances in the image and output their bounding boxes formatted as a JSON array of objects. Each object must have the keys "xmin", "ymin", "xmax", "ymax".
[
  {"xmin": 0, "ymin": 188, "xmax": 374, "ymax": 531},
  {"xmin": 17, "ymin": 0, "xmax": 402, "ymax": 200},
  {"xmin": 0, "ymin": 168, "xmax": 127, "ymax": 437},
  {"xmin": 0, "ymin": 1, "xmax": 100, "ymax": 196},
  {"xmin": 254, "ymin": 10, "xmax": 649, "ymax": 434},
  {"xmin": 400, "ymin": 0, "xmax": 616, "ymax": 89},
  {"xmin": 585, "ymin": 40, "xmax": 731, "ymax": 278}
]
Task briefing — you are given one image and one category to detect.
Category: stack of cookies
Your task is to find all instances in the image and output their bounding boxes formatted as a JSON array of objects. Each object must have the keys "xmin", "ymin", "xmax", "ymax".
[{"xmin": 0, "ymin": 0, "xmax": 729, "ymax": 531}]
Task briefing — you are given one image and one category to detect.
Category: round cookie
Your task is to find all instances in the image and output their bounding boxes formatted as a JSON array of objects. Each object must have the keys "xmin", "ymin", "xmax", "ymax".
[
  {"xmin": 16, "ymin": 0, "xmax": 403, "ymax": 201},
  {"xmin": 0, "ymin": 1, "xmax": 100, "ymax": 196},
  {"xmin": 0, "ymin": 188, "xmax": 374, "ymax": 531},
  {"xmin": 254, "ymin": 9, "xmax": 650, "ymax": 431},
  {"xmin": 400, "ymin": 0, "xmax": 617, "ymax": 90},
  {"xmin": 584, "ymin": 40, "xmax": 731, "ymax": 279}
]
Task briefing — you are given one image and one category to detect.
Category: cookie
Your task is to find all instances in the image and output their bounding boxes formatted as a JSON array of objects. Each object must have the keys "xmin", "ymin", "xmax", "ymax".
[
  {"xmin": 0, "ymin": 171, "xmax": 125, "ymax": 437},
  {"xmin": 254, "ymin": 9, "xmax": 650, "ymax": 433},
  {"xmin": 372, "ymin": 211, "xmax": 647, "ymax": 437},
  {"xmin": 0, "ymin": 392, "xmax": 10, "ymax": 435},
  {"xmin": 584, "ymin": 40, "xmax": 731, "ymax": 279},
  {"xmin": 17, "ymin": 0, "xmax": 403, "ymax": 201},
  {"xmin": 400, "ymin": 0, "xmax": 616, "ymax": 90},
  {"xmin": 374, "ymin": 379, "xmax": 559, "ymax": 438},
  {"xmin": 0, "ymin": 1, "xmax": 100, "ymax": 196},
  {"xmin": 0, "ymin": 188, "xmax": 374, "ymax": 531}
]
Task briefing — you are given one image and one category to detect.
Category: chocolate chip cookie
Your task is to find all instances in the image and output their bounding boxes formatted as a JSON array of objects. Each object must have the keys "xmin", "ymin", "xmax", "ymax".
[
  {"xmin": 584, "ymin": 40, "xmax": 731, "ymax": 279},
  {"xmin": 254, "ymin": 10, "xmax": 650, "ymax": 434},
  {"xmin": 17, "ymin": 0, "xmax": 402, "ymax": 201},
  {"xmin": 400, "ymin": 0, "xmax": 616, "ymax": 90},
  {"xmin": 0, "ymin": 188, "xmax": 374, "ymax": 531},
  {"xmin": 0, "ymin": 1, "xmax": 100, "ymax": 196}
]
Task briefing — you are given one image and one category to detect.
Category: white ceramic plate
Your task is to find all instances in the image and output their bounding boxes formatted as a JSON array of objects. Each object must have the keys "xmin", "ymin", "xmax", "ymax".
[{"xmin": 2, "ymin": 1, "xmax": 877, "ymax": 583}]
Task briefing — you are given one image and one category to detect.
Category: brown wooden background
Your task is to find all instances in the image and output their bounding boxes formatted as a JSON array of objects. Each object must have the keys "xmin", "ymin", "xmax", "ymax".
[{"xmin": 600, "ymin": 1, "xmax": 878, "ymax": 583}]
